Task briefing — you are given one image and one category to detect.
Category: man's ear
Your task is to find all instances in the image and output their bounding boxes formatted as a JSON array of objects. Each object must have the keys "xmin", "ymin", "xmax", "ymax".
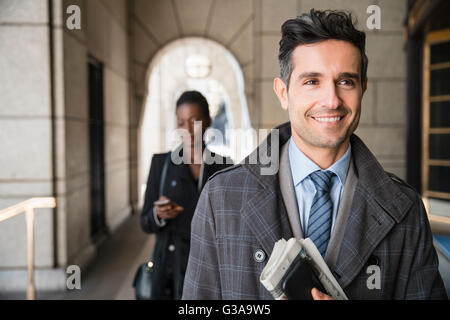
[
  {"xmin": 362, "ymin": 77, "xmax": 368, "ymax": 95},
  {"xmin": 274, "ymin": 77, "xmax": 289, "ymax": 110}
]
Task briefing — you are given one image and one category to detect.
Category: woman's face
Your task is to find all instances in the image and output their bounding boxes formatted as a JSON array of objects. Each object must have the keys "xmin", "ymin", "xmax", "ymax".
[{"xmin": 176, "ymin": 102, "xmax": 210, "ymax": 149}]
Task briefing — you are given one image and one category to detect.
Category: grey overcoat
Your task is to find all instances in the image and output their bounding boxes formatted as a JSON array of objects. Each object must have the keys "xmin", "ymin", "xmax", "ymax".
[{"xmin": 182, "ymin": 122, "xmax": 447, "ymax": 299}]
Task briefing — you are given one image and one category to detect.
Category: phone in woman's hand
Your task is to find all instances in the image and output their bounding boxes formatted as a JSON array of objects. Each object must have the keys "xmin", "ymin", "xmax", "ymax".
[{"xmin": 153, "ymin": 199, "xmax": 171, "ymax": 206}]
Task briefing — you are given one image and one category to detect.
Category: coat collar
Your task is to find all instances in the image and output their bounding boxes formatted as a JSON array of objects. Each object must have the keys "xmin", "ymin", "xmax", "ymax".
[
  {"xmin": 240, "ymin": 122, "xmax": 414, "ymax": 289},
  {"xmin": 333, "ymin": 135, "xmax": 413, "ymax": 289},
  {"xmin": 171, "ymin": 145, "xmax": 226, "ymax": 186},
  {"xmin": 349, "ymin": 134, "xmax": 413, "ymax": 224},
  {"xmin": 239, "ymin": 122, "xmax": 293, "ymax": 256}
]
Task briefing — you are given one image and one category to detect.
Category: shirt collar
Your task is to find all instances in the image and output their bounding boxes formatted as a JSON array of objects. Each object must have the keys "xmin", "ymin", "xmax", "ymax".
[
  {"xmin": 328, "ymin": 143, "xmax": 351, "ymax": 186},
  {"xmin": 288, "ymin": 136, "xmax": 351, "ymax": 187}
]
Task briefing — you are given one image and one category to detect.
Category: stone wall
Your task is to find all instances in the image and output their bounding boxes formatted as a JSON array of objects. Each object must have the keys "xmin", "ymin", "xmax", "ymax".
[
  {"xmin": 0, "ymin": 0, "xmax": 54, "ymax": 269},
  {"xmin": 0, "ymin": 0, "xmax": 60, "ymax": 290},
  {"xmin": 0, "ymin": 0, "xmax": 132, "ymax": 291},
  {"xmin": 131, "ymin": 0, "xmax": 408, "ymax": 180},
  {"xmin": 60, "ymin": 0, "xmax": 131, "ymax": 268}
]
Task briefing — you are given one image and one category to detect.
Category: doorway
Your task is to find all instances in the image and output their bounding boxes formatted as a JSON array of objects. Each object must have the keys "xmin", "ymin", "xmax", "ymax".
[{"xmin": 88, "ymin": 57, "xmax": 107, "ymax": 243}]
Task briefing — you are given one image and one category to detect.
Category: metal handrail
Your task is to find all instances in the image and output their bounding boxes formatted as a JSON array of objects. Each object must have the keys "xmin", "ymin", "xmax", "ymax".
[
  {"xmin": 422, "ymin": 196, "xmax": 450, "ymax": 225},
  {"xmin": 0, "ymin": 197, "xmax": 56, "ymax": 300}
]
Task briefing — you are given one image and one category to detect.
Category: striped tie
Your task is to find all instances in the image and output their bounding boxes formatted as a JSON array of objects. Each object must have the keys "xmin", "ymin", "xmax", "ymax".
[{"xmin": 306, "ymin": 170, "xmax": 334, "ymax": 257}]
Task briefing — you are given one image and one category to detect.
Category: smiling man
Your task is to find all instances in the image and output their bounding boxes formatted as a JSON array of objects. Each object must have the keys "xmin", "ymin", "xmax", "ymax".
[{"xmin": 182, "ymin": 9, "xmax": 447, "ymax": 300}]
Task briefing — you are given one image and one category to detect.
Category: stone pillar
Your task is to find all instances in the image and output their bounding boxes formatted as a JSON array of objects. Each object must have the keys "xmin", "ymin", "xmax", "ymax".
[{"xmin": 0, "ymin": 0, "xmax": 66, "ymax": 291}]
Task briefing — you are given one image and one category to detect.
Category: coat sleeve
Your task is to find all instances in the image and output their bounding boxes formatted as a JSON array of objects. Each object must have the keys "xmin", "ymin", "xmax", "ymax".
[
  {"xmin": 140, "ymin": 154, "xmax": 166, "ymax": 234},
  {"xmin": 404, "ymin": 194, "xmax": 448, "ymax": 299},
  {"xmin": 182, "ymin": 181, "xmax": 222, "ymax": 299}
]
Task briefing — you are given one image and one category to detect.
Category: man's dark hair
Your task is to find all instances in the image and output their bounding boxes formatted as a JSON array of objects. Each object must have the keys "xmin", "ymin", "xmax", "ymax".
[
  {"xmin": 176, "ymin": 90, "xmax": 210, "ymax": 119},
  {"xmin": 279, "ymin": 9, "xmax": 368, "ymax": 89}
]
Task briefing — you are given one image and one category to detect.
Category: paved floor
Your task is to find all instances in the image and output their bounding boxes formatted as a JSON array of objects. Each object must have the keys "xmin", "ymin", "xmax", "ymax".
[
  {"xmin": 2, "ymin": 212, "xmax": 155, "ymax": 300},
  {"xmin": 52, "ymin": 212, "xmax": 155, "ymax": 300}
]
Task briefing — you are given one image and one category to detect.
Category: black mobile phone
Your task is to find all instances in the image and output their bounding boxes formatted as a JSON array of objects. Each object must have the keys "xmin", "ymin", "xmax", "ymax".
[{"xmin": 281, "ymin": 254, "xmax": 328, "ymax": 300}]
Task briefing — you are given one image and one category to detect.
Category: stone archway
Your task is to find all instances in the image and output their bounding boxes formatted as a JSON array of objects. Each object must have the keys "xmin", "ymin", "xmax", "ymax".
[{"xmin": 137, "ymin": 37, "xmax": 253, "ymax": 206}]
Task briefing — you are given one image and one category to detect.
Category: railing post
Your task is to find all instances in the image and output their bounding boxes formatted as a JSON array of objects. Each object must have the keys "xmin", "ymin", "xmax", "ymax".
[
  {"xmin": 0, "ymin": 197, "xmax": 55, "ymax": 299},
  {"xmin": 25, "ymin": 206, "xmax": 35, "ymax": 300}
]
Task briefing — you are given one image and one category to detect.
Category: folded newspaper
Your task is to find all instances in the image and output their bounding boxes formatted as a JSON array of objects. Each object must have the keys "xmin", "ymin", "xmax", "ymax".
[{"xmin": 259, "ymin": 238, "xmax": 348, "ymax": 300}]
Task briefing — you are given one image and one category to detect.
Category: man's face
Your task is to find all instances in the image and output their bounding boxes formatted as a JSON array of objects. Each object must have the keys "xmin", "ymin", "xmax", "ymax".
[{"xmin": 274, "ymin": 39, "xmax": 366, "ymax": 150}]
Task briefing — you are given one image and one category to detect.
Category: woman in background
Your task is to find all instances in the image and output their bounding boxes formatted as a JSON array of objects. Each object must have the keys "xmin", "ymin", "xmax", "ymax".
[{"xmin": 140, "ymin": 90, "xmax": 232, "ymax": 299}]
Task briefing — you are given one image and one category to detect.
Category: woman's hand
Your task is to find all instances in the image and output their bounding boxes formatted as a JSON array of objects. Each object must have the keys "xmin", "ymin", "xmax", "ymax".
[{"xmin": 154, "ymin": 196, "xmax": 184, "ymax": 220}]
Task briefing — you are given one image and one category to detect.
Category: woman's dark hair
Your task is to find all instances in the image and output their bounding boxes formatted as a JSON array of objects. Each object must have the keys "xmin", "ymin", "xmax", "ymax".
[
  {"xmin": 279, "ymin": 9, "xmax": 368, "ymax": 89},
  {"xmin": 176, "ymin": 90, "xmax": 210, "ymax": 119}
]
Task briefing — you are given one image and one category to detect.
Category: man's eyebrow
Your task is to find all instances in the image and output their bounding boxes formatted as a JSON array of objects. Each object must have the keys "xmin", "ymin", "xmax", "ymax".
[
  {"xmin": 297, "ymin": 72, "xmax": 323, "ymax": 79},
  {"xmin": 297, "ymin": 72, "xmax": 360, "ymax": 79},
  {"xmin": 339, "ymin": 72, "xmax": 360, "ymax": 80}
]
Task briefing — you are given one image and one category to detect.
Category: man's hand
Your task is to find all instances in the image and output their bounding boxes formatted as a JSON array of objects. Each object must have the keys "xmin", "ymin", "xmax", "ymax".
[{"xmin": 311, "ymin": 288, "xmax": 333, "ymax": 300}]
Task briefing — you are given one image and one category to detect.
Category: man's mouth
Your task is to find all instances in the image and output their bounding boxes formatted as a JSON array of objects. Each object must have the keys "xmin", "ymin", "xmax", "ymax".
[{"xmin": 311, "ymin": 115, "xmax": 345, "ymax": 123}]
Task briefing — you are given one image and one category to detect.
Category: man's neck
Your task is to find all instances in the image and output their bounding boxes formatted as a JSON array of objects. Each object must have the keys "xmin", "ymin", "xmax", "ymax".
[{"xmin": 291, "ymin": 134, "xmax": 350, "ymax": 170}]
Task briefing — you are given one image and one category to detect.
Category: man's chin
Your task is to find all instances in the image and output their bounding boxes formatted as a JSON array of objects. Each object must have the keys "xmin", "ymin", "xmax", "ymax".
[{"xmin": 307, "ymin": 134, "xmax": 349, "ymax": 149}]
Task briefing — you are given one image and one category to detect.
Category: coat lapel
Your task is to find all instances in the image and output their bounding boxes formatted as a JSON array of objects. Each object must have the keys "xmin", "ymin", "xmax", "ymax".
[
  {"xmin": 240, "ymin": 123, "xmax": 293, "ymax": 257},
  {"xmin": 279, "ymin": 140, "xmax": 303, "ymax": 239},
  {"xmin": 324, "ymin": 156, "xmax": 357, "ymax": 269},
  {"xmin": 170, "ymin": 145, "xmax": 195, "ymax": 184},
  {"xmin": 242, "ymin": 176, "xmax": 293, "ymax": 257},
  {"xmin": 333, "ymin": 135, "xmax": 414, "ymax": 289}
]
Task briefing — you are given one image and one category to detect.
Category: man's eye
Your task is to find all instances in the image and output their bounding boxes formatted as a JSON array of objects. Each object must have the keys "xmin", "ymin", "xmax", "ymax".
[
  {"xmin": 339, "ymin": 79, "xmax": 355, "ymax": 86},
  {"xmin": 304, "ymin": 79, "xmax": 318, "ymax": 85}
]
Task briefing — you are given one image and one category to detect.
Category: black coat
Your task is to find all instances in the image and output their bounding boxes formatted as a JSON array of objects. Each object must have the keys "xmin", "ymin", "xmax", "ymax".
[{"xmin": 140, "ymin": 149, "xmax": 232, "ymax": 299}]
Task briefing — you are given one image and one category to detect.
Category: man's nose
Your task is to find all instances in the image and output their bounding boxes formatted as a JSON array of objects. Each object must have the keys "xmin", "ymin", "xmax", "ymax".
[{"xmin": 322, "ymin": 83, "xmax": 340, "ymax": 109}]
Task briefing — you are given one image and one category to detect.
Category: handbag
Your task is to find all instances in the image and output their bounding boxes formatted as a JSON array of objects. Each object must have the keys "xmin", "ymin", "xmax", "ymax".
[
  {"xmin": 133, "ymin": 152, "xmax": 170, "ymax": 300},
  {"xmin": 133, "ymin": 260, "xmax": 155, "ymax": 300}
]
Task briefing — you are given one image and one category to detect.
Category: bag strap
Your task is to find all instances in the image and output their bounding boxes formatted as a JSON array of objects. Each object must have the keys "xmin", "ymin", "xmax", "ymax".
[
  {"xmin": 149, "ymin": 153, "xmax": 170, "ymax": 263},
  {"xmin": 158, "ymin": 152, "xmax": 170, "ymax": 197}
]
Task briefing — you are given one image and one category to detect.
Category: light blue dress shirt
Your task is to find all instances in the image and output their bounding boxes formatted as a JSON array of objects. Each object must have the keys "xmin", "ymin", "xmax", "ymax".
[{"xmin": 288, "ymin": 137, "xmax": 351, "ymax": 236}]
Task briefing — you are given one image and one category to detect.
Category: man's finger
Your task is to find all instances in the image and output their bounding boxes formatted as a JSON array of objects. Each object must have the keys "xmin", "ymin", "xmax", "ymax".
[{"xmin": 311, "ymin": 288, "xmax": 333, "ymax": 300}]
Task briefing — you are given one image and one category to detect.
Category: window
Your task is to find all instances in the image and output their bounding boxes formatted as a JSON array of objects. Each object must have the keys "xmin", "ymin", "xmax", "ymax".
[{"xmin": 422, "ymin": 28, "xmax": 450, "ymax": 222}]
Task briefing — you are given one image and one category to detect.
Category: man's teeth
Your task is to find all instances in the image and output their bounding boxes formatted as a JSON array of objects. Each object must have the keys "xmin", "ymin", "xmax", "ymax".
[{"xmin": 314, "ymin": 117, "xmax": 341, "ymax": 122}]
